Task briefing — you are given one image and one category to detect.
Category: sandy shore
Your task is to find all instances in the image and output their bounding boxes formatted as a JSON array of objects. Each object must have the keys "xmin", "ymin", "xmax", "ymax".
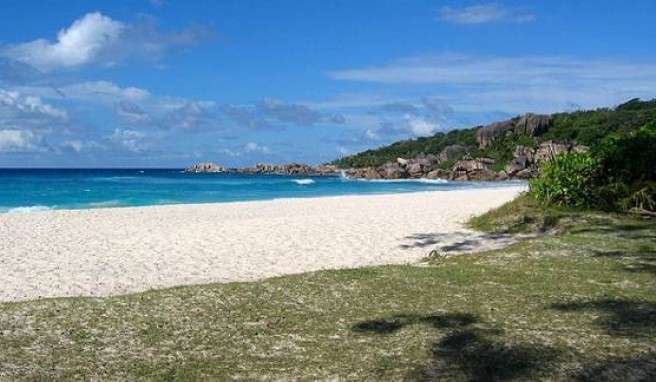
[{"xmin": 0, "ymin": 187, "xmax": 523, "ymax": 302}]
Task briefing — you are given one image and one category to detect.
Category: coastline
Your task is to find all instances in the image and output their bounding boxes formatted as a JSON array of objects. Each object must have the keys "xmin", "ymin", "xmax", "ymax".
[{"xmin": 0, "ymin": 187, "xmax": 524, "ymax": 303}]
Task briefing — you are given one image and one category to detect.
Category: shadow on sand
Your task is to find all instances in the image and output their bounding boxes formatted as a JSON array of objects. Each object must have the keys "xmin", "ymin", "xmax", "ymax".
[{"xmin": 399, "ymin": 231, "xmax": 525, "ymax": 255}]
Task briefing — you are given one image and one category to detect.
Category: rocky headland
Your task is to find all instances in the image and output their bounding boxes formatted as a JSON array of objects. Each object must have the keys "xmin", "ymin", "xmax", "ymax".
[
  {"xmin": 186, "ymin": 112, "xmax": 589, "ymax": 181},
  {"xmin": 344, "ymin": 139, "xmax": 588, "ymax": 181}
]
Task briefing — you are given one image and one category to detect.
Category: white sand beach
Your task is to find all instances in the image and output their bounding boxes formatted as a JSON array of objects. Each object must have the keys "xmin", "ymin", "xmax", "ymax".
[{"xmin": 0, "ymin": 187, "xmax": 523, "ymax": 302}]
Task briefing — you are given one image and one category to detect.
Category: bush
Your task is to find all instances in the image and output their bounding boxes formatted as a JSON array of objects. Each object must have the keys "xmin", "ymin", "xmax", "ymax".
[
  {"xmin": 530, "ymin": 123, "xmax": 656, "ymax": 212},
  {"xmin": 529, "ymin": 153, "xmax": 599, "ymax": 209}
]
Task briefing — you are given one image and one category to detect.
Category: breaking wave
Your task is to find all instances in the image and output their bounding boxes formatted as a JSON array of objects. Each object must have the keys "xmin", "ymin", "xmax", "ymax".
[
  {"xmin": 356, "ymin": 178, "xmax": 449, "ymax": 184},
  {"xmin": 292, "ymin": 179, "xmax": 316, "ymax": 185},
  {"xmin": 3, "ymin": 205, "xmax": 53, "ymax": 213}
]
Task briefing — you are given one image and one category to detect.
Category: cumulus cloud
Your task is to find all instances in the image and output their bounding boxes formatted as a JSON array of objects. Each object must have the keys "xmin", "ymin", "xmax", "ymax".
[
  {"xmin": 259, "ymin": 98, "xmax": 321, "ymax": 125},
  {"xmin": 218, "ymin": 148, "xmax": 243, "ymax": 158},
  {"xmin": 244, "ymin": 142, "xmax": 270, "ymax": 154},
  {"xmin": 58, "ymin": 139, "xmax": 105, "ymax": 153},
  {"xmin": 364, "ymin": 129, "xmax": 381, "ymax": 141},
  {"xmin": 167, "ymin": 101, "xmax": 213, "ymax": 131},
  {"xmin": 108, "ymin": 128, "xmax": 148, "ymax": 153},
  {"xmin": 3, "ymin": 13, "xmax": 123, "ymax": 71},
  {"xmin": 0, "ymin": 89, "xmax": 68, "ymax": 120},
  {"xmin": 439, "ymin": 4, "xmax": 535, "ymax": 25},
  {"xmin": 1, "ymin": 12, "xmax": 212, "ymax": 72},
  {"xmin": 114, "ymin": 101, "xmax": 151, "ymax": 125},
  {"xmin": 0, "ymin": 130, "xmax": 46, "ymax": 152},
  {"xmin": 404, "ymin": 115, "xmax": 444, "ymax": 136},
  {"xmin": 61, "ymin": 81, "xmax": 150, "ymax": 101},
  {"xmin": 220, "ymin": 99, "xmax": 325, "ymax": 130},
  {"xmin": 220, "ymin": 104, "xmax": 272, "ymax": 130},
  {"xmin": 113, "ymin": 98, "xmax": 218, "ymax": 132}
]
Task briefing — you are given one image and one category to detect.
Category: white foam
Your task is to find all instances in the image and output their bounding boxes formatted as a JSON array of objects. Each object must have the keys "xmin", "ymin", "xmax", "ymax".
[
  {"xmin": 88, "ymin": 200, "xmax": 124, "ymax": 208},
  {"xmin": 356, "ymin": 178, "xmax": 449, "ymax": 184},
  {"xmin": 293, "ymin": 179, "xmax": 316, "ymax": 185},
  {"xmin": 5, "ymin": 206, "xmax": 53, "ymax": 213}
]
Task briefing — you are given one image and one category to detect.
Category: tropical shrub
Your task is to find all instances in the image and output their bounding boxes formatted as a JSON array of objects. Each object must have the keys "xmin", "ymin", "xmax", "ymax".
[
  {"xmin": 530, "ymin": 123, "xmax": 656, "ymax": 212},
  {"xmin": 529, "ymin": 153, "xmax": 599, "ymax": 209}
]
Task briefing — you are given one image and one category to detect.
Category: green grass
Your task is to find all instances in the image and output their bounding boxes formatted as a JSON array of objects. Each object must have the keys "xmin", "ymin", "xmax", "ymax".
[
  {"xmin": 467, "ymin": 194, "xmax": 607, "ymax": 234},
  {"xmin": 1, "ymin": 204, "xmax": 655, "ymax": 380}
]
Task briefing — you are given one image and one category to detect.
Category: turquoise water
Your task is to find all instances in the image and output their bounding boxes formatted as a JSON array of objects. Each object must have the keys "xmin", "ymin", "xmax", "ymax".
[{"xmin": 0, "ymin": 169, "xmax": 524, "ymax": 212}]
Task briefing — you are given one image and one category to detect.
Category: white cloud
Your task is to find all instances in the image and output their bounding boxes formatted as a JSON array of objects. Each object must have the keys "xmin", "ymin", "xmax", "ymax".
[
  {"xmin": 12, "ymin": 81, "xmax": 150, "ymax": 105},
  {"xmin": 439, "ymin": 4, "xmax": 535, "ymax": 25},
  {"xmin": 220, "ymin": 98, "xmax": 327, "ymax": 130},
  {"xmin": 364, "ymin": 129, "xmax": 380, "ymax": 140},
  {"xmin": 0, "ymin": 130, "xmax": 44, "ymax": 152},
  {"xmin": 259, "ymin": 98, "xmax": 321, "ymax": 125},
  {"xmin": 62, "ymin": 81, "xmax": 149, "ymax": 102},
  {"xmin": 405, "ymin": 115, "xmax": 442, "ymax": 136},
  {"xmin": 244, "ymin": 142, "xmax": 270, "ymax": 154},
  {"xmin": 168, "ymin": 101, "xmax": 212, "ymax": 131},
  {"xmin": 218, "ymin": 148, "xmax": 243, "ymax": 158},
  {"xmin": 108, "ymin": 128, "xmax": 148, "ymax": 153},
  {"xmin": 61, "ymin": 140, "xmax": 83, "ymax": 152},
  {"xmin": 115, "ymin": 101, "xmax": 151, "ymax": 125},
  {"xmin": 0, "ymin": 89, "xmax": 68, "ymax": 120},
  {"xmin": 330, "ymin": 54, "xmax": 656, "ymax": 113},
  {"xmin": 58, "ymin": 139, "xmax": 105, "ymax": 153},
  {"xmin": 4, "ymin": 13, "xmax": 124, "ymax": 71},
  {"xmin": 2, "ymin": 12, "xmax": 212, "ymax": 72}
]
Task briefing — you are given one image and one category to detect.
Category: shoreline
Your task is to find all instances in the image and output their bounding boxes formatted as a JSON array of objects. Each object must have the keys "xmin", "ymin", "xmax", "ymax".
[
  {"xmin": 0, "ymin": 179, "xmax": 526, "ymax": 215},
  {"xmin": 0, "ymin": 187, "xmax": 524, "ymax": 303}
]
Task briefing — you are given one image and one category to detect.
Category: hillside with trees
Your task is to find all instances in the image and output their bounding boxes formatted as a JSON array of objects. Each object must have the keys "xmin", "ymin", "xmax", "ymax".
[{"xmin": 332, "ymin": 98, "xmax": 656, "ymax": 177}]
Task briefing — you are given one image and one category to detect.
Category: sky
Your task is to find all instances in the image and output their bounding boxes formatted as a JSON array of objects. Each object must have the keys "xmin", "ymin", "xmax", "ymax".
[{"xmin": 0, "ymin": 0, "xmax": 655, "ymax": 168}]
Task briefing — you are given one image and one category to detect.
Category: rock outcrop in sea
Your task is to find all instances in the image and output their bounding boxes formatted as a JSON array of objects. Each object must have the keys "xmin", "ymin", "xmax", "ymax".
[
  {"xmin": 185, "ymin": 162, "xmax": 338, "ymax": 175},
  {"xmin": 185, "ymin": 162, "xmax": 226, "ymax": 173}
]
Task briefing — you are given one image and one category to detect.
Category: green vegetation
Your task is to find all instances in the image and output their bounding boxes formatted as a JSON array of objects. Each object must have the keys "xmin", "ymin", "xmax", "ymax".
[
  {"xmin": 332, "ymin": 127, "xmax": 478, "ymax": 168},
  {"xmin": 545, "ymin": 98, "xmax": 656, "ymax": 145},
  {"xmin": 530, "ymin": 123, "xmax": 656, "ymax": 212},
  {"xmin": 467, "ymin": 194, "xmax": 575, "ymax": 234},
  {"xmin": 332, "ymin": 98, "xmax": 656, "ymax": 170},
  {"xmin": 1, "ymin": 201, "xmax": 654, "ymax": 380}
]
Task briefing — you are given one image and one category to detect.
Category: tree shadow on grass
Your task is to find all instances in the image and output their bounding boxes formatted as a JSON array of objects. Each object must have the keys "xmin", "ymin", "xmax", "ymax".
[
  {"xmin": 353, "ymin": 312, "xmax": 558, "ymax": 381},
  {"xmin": 552, "ymin": 298, "xmax": 656, "ymax": 338},
  {"xmin": 591, "ymin": 246, "xmax": 656, "ymax": 276},
  {"xmin": 353, "ymin": 312, "xmax": 477, "ymax": 335},
  {"xmin": 413, "ymin": 329, "xmax": 558, "ymax": 382},
  {"xmin": 569, "ymin": 218, "xmax": 656, "ymax": 241},
  {"xmin": 573, "ymin": 353, "xmax": 656, "ymax": 382}
]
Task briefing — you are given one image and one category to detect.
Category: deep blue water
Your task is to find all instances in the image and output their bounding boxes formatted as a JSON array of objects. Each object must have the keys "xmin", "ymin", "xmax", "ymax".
[{"xmin": 0, "ymin": 169, "xmax": 525, "ymax": 213}]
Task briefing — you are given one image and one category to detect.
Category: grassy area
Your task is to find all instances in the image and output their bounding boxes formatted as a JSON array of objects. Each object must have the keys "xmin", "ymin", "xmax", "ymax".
[
  {"xmin": 466, "ymin": 194, "xmax": 598, "ymax": 234},
  {"xmin": 1, "ymin": 203, "xmax": 655, "ymax": 380}
]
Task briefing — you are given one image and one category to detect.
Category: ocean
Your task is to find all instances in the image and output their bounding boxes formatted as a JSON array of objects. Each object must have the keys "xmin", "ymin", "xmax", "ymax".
[{"xmin": 0, "ymin": 168, "xmax": 525, "ymax": 213}]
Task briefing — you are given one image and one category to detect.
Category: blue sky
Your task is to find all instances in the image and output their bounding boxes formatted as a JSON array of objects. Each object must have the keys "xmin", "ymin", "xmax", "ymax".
[{"xmin": 0, "ymin": 0, "xmax": 655, "ymax": 167}]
